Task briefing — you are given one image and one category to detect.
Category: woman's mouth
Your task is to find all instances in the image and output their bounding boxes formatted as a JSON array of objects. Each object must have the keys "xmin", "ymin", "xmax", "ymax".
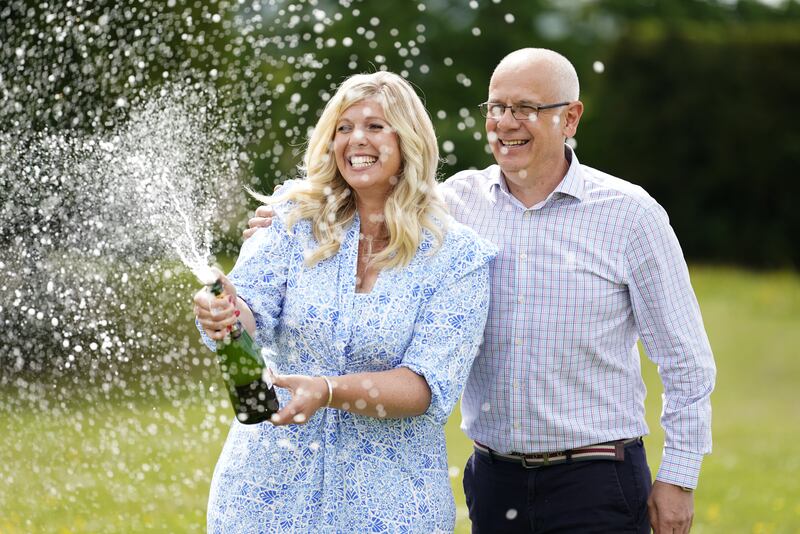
[{"xmin": 349, "ymin": 155, "xmax": 378, "ymax": 169}]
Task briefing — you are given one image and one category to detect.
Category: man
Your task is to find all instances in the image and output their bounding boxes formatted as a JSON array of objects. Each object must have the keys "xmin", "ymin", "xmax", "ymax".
[{"xmin": 246, "ymin": 49, "xmax": 715, "ymax": 533}]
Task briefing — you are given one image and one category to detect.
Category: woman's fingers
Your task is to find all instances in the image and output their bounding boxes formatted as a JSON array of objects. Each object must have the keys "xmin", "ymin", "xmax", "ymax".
[
  {"xmin": 193, "ymin": 283, "xmax": 239, "ymax": 339},
  {"xmin": 270, "ymin": 373, "xmax": 291, "ymax": 389},
  {"xmin": 269, "ymin": 374, "xmax": 325, "ymax": 426},
  {"xmin": 271, "ymin": 401, "xmax": 301, "ymax": 426},
  {"xmin": 216, "ymin": 274, "xmax": 238, "ymax": 301}
]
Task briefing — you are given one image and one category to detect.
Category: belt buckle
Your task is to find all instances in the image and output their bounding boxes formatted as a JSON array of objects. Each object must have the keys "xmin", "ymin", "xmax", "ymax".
[{"xmin": 521, "ymin": 452, "xmax": 547, "ymax": 469}]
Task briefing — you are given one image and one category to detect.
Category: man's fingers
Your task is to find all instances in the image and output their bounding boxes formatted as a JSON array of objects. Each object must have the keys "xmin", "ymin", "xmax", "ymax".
[
  {"xmin": 647, "ymin": 500, "xmax": 659, "ymax": 533},
  {"xmin": 254, "ymin": 205, "xmax": 274, "ymax": 218},
  {"xmin": 657, "ymin": 514, "xmax": 691, "ymax": 534}
]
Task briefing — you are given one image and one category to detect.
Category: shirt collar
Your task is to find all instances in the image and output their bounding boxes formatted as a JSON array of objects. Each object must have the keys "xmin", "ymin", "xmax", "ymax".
[
  {"xmin": 488, "ymin": 144, "xmax": 585, "ymax": 203},
  {"xmin": 486, "ymin": 165, "xmax": 503, "ymax": 193},
  {"xmin": 554, "ymin": 144, "xmax": 585, "ymax": 202}
]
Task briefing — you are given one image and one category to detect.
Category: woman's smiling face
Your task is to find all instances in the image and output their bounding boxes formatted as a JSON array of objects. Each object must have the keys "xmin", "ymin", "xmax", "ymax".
[{"xmin": 333, "ymin": 98, "xmax": 402, "ymax": 199}]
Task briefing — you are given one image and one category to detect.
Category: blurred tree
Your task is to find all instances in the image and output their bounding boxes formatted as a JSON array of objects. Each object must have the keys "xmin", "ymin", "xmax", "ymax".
[
  {"xmin": 578, "ymin": 14, "xmax": 800, "ymax": 267},
  {"xmin": 2, "ymin": 0, "xmax": 798, "ymax": 267}
]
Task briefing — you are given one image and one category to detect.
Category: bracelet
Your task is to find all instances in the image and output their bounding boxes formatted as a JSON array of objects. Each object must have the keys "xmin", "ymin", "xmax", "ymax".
[{"xmin": 321, "ymin": 376, "xmax": 334, "ymax": 407}]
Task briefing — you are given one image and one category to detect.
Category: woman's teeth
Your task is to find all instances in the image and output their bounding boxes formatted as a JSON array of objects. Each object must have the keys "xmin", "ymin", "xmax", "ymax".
[{"xmin": 350, "ymin": 156, "xmax": 377, "ymax": 168}]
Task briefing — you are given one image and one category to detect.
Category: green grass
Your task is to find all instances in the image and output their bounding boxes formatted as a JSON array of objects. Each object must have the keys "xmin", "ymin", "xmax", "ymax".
[{"xmin": 1, "ymin": 266, "xmax": 799, "ymax": 533}]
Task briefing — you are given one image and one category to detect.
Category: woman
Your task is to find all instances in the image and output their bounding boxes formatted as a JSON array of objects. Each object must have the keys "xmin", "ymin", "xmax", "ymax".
[{"xmin": 194, "ymin": 71, "xmax": 496, "ymax": 533}]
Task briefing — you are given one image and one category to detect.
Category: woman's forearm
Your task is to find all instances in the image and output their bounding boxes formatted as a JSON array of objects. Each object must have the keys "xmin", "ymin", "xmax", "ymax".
[{"xmin": 327, "ymin": 368, "xmax": 431, "ymax": 419}]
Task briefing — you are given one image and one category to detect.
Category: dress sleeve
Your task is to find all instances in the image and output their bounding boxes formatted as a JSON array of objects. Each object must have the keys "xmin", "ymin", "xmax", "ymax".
[
  {"xmin": 399, "ymin": 235, "xmax": 497, "ymax": 425},
  {"xmin": 196, "ymin": 209, "xmax": 294, "ymax": 351},
  {"xmin": 624, "ymin": 203, "xmax": 716, "ymax": 489}
]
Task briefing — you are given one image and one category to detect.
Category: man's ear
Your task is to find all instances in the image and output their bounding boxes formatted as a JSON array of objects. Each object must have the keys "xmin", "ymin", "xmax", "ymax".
[{"xmin": 562, "ymin": 100, "xmax": 584, "ymax": 139}]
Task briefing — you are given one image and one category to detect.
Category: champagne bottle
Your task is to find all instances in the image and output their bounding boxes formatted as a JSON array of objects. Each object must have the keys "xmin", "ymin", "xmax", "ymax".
[{"xmin": 209, "ymin": 278, "xmax": 279, "ymax": 424}]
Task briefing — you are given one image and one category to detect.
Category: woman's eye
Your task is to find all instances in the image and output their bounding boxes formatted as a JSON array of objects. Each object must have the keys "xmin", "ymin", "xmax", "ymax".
[
  {"xmin": 336, "ymin": 125, "xmax": 352, "ymax": 133},
  {"xmin": 368, "ymin": 123, "xmax": 384, "ymax": 131}
]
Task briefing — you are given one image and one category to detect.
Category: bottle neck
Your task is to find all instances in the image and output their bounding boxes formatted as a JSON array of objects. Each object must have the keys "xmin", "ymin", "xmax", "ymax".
[{"xmin": 230, "ymin": 321, "xmax": 243, "ymax": 339}]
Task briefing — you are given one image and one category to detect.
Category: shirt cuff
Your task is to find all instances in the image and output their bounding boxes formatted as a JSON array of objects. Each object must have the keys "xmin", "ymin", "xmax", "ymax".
[
  {"xmin": 655, "ymin": 447, "xmax": 704, "ymax": 489},
  {"xmin": 196, "ymin": 319, "xmax": 217, "ymax": 352}
]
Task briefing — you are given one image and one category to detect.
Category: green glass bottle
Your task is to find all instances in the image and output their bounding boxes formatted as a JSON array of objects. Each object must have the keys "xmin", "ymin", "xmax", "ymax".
[{"xmin": 209, "ymin": 279, "xmax": 279, "ymax": 424}]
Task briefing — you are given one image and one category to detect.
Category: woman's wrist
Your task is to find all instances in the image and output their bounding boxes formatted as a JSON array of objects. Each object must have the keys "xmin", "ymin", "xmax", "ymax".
[{"xmin": 320, "ymin": 376, "xmax": 334, "ymax": 407}]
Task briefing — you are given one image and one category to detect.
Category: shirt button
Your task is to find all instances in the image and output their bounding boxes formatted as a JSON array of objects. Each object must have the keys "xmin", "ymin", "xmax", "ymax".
[
  {"xmin": 512, "ymin": 381, "xmax": 519, "ymax": 389},
  {"xmin": 514, "ymin": 338, "xmax": 523, "ymax": 346},
  {"xmin": 517, "ymin": 296, "xmax": 525, "ymax": 304},
  {"xmin": 523, "ymin": 211, "xmax": 532, "ymax": 218},
  {"xmin": 513, "ymin": 422, "xmax": 521, "ymax": 430},
  {"xmin": 519, "ymin": 253, "xmax": 527, "ymax": 260}
]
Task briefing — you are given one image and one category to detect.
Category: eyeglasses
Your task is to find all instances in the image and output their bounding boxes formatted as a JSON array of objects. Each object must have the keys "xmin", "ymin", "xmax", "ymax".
[{"xmin": 478, "ymin": 101, "xmax": 571, "ymax": 121}]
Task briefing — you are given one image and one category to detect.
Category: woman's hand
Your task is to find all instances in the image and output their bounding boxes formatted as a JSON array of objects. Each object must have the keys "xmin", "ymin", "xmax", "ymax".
[
  {"xmin": 193, "ymin": 269, "xmax": 240, "ymax": 341},
  {"xmin": 270, "ymin": 374, "xmax": 329, "ymax": 426}
]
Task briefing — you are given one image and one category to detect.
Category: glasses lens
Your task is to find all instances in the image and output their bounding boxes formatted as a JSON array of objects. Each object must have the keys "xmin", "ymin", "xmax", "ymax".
[
  {"xmin": 513, "ymin": 105, "xmax": 537, "ymax": 120},
  {"xmin": 488, "ymin": 104, "xmax": 505, "ymax": 119}
]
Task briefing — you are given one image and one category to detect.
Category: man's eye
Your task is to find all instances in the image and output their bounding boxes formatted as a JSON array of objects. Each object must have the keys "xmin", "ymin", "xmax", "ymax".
[{"xmin": 517, "ymin": 106, "xmax": 537, "ymax": 115}]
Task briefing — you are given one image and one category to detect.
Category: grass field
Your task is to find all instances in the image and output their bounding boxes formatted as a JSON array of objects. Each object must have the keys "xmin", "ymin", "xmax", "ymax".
[{"xmin": 1, "ymin": 266, "xmax": 799, "ymax": 533}]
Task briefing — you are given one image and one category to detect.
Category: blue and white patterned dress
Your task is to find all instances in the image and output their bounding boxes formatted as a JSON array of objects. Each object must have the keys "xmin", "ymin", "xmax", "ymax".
[{"xmin": 202, "ymin": 196, "xmax": 496, "ymax": 533}]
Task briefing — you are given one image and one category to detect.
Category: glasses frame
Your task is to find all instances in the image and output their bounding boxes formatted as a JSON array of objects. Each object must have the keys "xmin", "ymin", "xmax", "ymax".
[{"xmin": 478, "ymin": 101, "xmax": 571, "ymax": 121}]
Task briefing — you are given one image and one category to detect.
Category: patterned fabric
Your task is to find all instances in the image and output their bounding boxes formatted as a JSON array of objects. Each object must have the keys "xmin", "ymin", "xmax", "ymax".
[
  {"xmin": 442, "ymin": 145, "xmax": 716, "ymax": 489},
  {"xmin": 200, "ymin": 190, "xmax": 496, "ymax": 533}
]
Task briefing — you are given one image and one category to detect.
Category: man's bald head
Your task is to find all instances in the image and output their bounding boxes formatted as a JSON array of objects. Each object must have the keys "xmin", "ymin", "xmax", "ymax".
[{"xmin": 492, "ymin": 48, "xmax": 580, "ymax": 103}]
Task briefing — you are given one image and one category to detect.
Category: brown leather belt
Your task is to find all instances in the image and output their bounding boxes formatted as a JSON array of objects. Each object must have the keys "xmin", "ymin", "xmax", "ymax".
[{"xmin": 474, "ymin": 437, "xmax": 641, "ymax": 468}]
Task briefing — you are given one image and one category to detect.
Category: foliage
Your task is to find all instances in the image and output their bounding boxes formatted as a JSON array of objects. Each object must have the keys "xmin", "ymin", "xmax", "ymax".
[
  {"xmin": 3, "ymin": 0, "xmax": 798, "ymax": 266},
  {"xmin": 579, "ymin": 23, "xmax": 800, "ymax": 268}
]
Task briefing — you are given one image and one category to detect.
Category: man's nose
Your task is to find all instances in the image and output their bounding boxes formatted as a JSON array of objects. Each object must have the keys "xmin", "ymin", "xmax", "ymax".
[{"xmin": 496, "ymin": 107, "xmax": 520, "ymax": 129}]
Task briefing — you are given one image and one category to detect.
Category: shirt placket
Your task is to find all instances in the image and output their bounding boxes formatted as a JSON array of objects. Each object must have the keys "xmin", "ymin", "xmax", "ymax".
[{"xmin": 509, "ymin": 202, "xmax": 534, "ymax": 451}]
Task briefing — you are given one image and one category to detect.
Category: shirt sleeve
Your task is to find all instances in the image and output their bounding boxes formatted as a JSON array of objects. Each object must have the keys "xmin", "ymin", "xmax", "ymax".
[
  {"xmin": 624, "ymin": 203, "xmax": 716, "ymax": 489},
  {"xmin": 195, "ymin": 209, "xmax": 294, "ymax": 352},
  {"xmin": 398, "ymin": 234, "xmax": 497, "ymax": 425}
]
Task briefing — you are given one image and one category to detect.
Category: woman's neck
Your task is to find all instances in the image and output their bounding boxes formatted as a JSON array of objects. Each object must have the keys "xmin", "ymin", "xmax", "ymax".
[{"xmin": 356, "ymin": 200, "xmax": 389, "ymax": 240}]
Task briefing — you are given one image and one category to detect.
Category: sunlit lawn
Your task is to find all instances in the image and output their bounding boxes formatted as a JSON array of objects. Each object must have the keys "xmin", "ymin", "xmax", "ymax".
[{"xmin": 1, "ymin": 266, "xmax": 799, "ymax": 533}]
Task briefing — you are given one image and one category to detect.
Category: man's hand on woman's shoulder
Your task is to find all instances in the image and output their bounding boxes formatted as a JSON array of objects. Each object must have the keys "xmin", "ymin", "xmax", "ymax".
[{"xmin": 243, "ymin": 205, "xmax": 275, "ymax": 240}]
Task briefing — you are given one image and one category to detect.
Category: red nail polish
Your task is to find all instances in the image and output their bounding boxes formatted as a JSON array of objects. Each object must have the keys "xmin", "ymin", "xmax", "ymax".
[
  {"xmin": 227, "ymin": 325, "xmax": 232, "ymax": 332},
  {"xmin": 235, "ymin": 310, "xmax": 240, "ymax": 317}
]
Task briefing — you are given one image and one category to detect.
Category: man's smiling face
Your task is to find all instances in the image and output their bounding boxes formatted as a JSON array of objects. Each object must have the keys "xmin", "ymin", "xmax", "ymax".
[{"xmin": 485, "ymin": 60, "xmax": 571, "ymax": 181}]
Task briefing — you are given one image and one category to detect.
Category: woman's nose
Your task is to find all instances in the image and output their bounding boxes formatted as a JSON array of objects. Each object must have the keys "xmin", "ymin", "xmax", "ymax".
[{"xmin": 349, "ymin": 128, "xmax": 367, "ymax": 145}]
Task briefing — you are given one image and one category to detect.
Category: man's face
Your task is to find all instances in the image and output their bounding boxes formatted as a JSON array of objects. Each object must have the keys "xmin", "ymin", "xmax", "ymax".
[{"xmin": 485, "ymin": 63, "xmax": 572, "ymax": 180}]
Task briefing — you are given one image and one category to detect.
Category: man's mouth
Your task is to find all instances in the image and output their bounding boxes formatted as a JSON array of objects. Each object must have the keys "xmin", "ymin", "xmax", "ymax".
[
  {"xmin": 349, "ymin": 155, "xmax": 378, "ymax": 169},
  {"xmin": 500, "ymin": 139, "xmax": 529, "ymax": 147}
]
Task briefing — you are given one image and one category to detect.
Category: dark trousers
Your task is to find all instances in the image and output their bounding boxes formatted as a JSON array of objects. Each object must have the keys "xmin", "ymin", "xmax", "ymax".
[{"xmin": 463, "ymin": 439, "xmax": 652, "ymax": 533}]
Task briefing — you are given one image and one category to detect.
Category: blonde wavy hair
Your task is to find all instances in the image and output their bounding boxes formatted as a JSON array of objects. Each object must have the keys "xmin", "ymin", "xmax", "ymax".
[{"xmin": 259, "ymin": 71, "xmax": 449, "ymax": 270}]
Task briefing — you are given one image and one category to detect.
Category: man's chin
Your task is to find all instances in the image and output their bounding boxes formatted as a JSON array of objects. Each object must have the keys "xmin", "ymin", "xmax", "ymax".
[{"xmin": 496, "ymin": 161, "xmax": 524, "ymax": 175}]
